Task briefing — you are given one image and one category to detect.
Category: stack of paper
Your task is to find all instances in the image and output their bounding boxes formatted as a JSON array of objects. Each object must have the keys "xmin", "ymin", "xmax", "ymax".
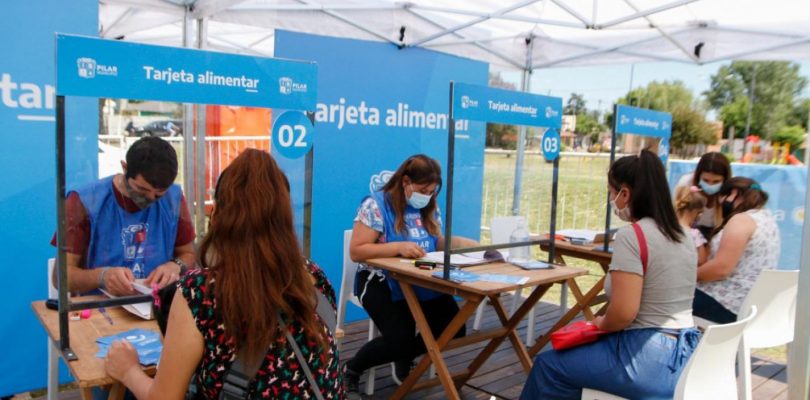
[
  {"xmin": 100, "ymin": 279, "xmax": 153, "ymax": 320},
  {"xmin": 422, "ymin": 251, "xmax": 489, "ymax": 266},
  {"xmin": 96, "ymin": 328, "xmax": 162, "ymax": 365}
]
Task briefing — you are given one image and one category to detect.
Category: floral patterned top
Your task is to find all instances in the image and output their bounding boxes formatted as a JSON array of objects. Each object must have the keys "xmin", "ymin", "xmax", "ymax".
[
  {"xmin": 698, "ymin": 209, "xmax": 780, "ymax": 314},
  {"xmin": 180, "ymin": 260, "xmax": 345, "ymax": 399}
]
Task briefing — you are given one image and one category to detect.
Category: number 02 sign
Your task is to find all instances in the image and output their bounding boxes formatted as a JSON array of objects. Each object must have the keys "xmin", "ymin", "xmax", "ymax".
[
  {"xmin": 542, "ymin": 128, "xmax": 561, "ymax": 161},
  {"xmin": 272, "ymin": 111, "xmax": 314, "ymax": 159}
]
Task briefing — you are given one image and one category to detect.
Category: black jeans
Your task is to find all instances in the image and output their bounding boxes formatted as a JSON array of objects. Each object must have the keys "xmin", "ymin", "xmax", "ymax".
[
  {"xmin": 347, "ymin": 269, "xmax": 466, "ymax": 373},
  {"xmin": 692, "ymin": 288, "xmax": 737, "ymax": 324}
]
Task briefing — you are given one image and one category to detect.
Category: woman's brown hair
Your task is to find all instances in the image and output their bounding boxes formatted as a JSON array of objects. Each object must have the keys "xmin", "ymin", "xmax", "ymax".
[
  {"xmin": 200, "ymin": 149, "xmax": 327, "ymax": 364},
  {"xmin": 716, "ymin": 176, "xmax": 769, "ymax": 232},
  {"xmin": 381, "ymin": 154, "xmax": 443, "ymax": 236}
]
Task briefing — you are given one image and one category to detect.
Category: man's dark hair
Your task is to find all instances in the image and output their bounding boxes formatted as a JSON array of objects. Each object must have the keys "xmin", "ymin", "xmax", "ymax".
[{"xmin": 125, "ymin": 136, "xmax": 178, "ymax": 189}]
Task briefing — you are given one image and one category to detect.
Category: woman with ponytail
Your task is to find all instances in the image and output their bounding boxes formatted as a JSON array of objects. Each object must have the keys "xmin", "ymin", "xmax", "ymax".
[
  {"xmin": 694, "ymin": 177, "xmax": 780, "ymax": 324},
  {"xmin": 104, "ymin": 149, "xmax": 344, "ymax": 399},
  {"xmin": 521, "ymin": 150, "xmax": 700, "ymax": 399}
]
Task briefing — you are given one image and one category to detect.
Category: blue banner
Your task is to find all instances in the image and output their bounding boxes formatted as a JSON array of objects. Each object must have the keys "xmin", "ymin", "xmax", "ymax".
[
  {"xmin": 453, "ymin": 82, "xmax": 562, "ymax": 128},
  {"xmin": 275, "ymin": 30, "xmax": 488, "ymax": 323},
  {"xmin": 615, "ymin": 104, "xmax": 672, "ymax": 138},
  {"xmin": 669, "ymin": 161, "xmax": 806, "ymax": 270},
  {"xmin": 0, "ymin": 2, "xmax": 98, "ymax": 395},
  {"xmin": 57, "ymin": 34, "xmax": 317, "ymax": 110}
]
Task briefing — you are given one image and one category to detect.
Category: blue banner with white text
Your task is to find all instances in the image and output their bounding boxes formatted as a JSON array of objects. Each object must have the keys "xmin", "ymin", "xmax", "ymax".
[
  {"xmin": 453, "ymin": 82, "xmax": 562, "ymax": 128},
  {"xmin": 669, "ymin": 161, "xmax": 806, "ymax": 270},
  {"xmin": 57, "ymin": 34, "xmax": 317, "ymax": 110},
  {"xmin": 615, "ymin": 104, "xmax": 672, "ymax": 138},
  {"xmin": 0, "ymin": 1, "xmax": 98, "ymax": 395},
  {"xmin": 275, "ymin": 30, "xmax": 488, "ymax": 323}
]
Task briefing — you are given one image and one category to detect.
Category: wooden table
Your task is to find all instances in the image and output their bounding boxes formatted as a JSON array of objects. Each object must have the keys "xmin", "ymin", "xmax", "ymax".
[
  {"xmin": 366, "ymin": 258, "xmax": 586, "ymax": 400},
  {"xmin": 529, "ymin": 240, "xmax": 613, "ymax": 356},
  {"xmin": 32, "ymin": 297, "xmax": 159, "ymax": 400}
]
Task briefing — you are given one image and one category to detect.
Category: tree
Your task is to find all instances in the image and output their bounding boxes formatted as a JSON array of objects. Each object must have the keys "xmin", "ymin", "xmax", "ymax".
[
  {"xmin": 564, "ymin": 93, "xmax": 587, "ymax": 115},
  {"xmin": 486, "ymin": 72, "xmax": 518, "ymax": 148},
  {"xmin": 575, "ymin": 110, "xmax": 605, "ymax": 144},
  {"xmin": 617, "ymin": 80, "xmax": 715, "ymax": 150},
  {"xmin": 705, "ymin": 61, "xmax": 808, "ymax": 139},
  {"xmin": 772, "ymin": 125, "xmax": 805, "ymax": 150}
]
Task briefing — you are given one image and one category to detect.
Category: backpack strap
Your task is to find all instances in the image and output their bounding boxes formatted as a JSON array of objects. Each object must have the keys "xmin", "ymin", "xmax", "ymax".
[{"xmin": 631, "ymin": 223, "xmax": 648, "ymax": 275}]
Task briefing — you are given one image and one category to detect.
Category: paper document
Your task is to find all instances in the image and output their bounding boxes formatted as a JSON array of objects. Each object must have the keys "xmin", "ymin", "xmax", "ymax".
[
  {"xmin": 96, "ymin": 328, "xmax": 162, "ymax": 365},
  {"xmin": 101, "ymin": 279, "xmax": 153, "ymax": 320},
  {"xmin": 422, "ymin": 251, "xmax": 490, "ymax": 266},
  {"xmin": 511, "ymin": 260, "xmax": 553, "ymax": 270},
  {"xmin": 557, "ymin": 229, "xmax": 615, "ymax": 244}
]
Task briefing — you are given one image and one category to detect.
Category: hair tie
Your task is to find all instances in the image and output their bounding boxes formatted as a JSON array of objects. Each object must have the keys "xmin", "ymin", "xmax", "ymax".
[
  {"xmin": 689, "ymin": 185, "xmax": 701, "ymax": 193},
  {"xmin": 750, "ymin": 183, "xmax": 761, "ymax": 191}
]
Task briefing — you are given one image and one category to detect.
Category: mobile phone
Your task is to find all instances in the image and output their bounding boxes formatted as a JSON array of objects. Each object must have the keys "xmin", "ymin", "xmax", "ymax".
[
  {"xmin": 46, "ymin": 299, "xmax": 59, "ymax": 310},
  {"xmin": 415, "ymin": 260, "xmax": 436, "ymax": 270}
]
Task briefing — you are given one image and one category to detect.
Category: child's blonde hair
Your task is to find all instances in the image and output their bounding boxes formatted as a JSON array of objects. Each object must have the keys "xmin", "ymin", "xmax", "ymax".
[{"xmin": 674, "ymin": 185, "xmax": 707, "ymax": 216}]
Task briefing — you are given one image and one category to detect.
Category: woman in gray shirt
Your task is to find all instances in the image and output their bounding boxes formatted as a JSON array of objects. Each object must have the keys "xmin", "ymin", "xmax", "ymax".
[{"xmin": 521, "ymin": 150, "xmax": 701, "ymax": 399}]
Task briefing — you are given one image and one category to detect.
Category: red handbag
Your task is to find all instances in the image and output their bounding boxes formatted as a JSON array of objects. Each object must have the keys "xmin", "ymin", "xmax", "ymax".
[{"xmin": 549, "ymin": 223, "xmax": 648, "ymax": 351}]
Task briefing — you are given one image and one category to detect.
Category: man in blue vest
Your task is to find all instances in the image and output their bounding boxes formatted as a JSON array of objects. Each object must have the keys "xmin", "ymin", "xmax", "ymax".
[{"xmin": 52, "ymin": 136, "xmax": 195, "ymax": 295}]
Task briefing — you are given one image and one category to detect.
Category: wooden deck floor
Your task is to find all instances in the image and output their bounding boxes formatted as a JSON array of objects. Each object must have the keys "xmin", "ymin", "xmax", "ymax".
[
  {"xmin": 29, "ymin": 298, "xmax": 788, "ymax": 400},
  {"xmin": 340, "ymin": 298, "xmax": 789, "ymax": 400}
]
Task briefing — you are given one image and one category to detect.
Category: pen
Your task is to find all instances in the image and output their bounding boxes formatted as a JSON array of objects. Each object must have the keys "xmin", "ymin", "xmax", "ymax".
[{"xmin": 99, "ymin": 307, "xmax": 114, "ymax": 325}]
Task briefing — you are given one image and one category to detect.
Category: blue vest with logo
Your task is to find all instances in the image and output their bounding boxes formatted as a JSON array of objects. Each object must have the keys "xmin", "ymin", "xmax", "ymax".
[
  {"xmin": 74, "ymin": 176, "xmax": 182, "ymax": 283},
  {"xmin": 371, "ymin": 191, "xmax": 442, "ymax": 301}
]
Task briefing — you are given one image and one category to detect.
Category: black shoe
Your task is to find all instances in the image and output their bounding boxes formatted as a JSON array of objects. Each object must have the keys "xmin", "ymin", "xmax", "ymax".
[
  {"xmin": 390, "ymin": 360, "xmax": 414, "ymax": 386},
  {"xmin": 343, "ymin": 362, "xmax": 362, "ymax": 400}
]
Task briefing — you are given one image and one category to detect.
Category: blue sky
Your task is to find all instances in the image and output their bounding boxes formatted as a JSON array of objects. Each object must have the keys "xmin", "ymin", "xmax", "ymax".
[{"xmin": 501, "ymin": 60, "xmax": 810, "ymax": 120}]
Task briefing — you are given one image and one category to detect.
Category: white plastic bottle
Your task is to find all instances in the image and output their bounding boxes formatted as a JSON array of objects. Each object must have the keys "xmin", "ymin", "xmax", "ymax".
[{"xmin": 508, "ymin": 219, "xmax": 531, "ymax": 263}]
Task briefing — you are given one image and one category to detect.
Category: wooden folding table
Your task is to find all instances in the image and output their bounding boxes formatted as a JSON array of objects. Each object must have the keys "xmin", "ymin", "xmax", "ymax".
[
  {"xmin": 366, "ymin": 258, "xmax": 586, "ymax": 399},
  {"xmin": 529, "ymin": 240, "xmax": 613, "ymax": 356},
  {"xmin": 32, "ymin": 297, "xmax": 158, "ymax": 400}
]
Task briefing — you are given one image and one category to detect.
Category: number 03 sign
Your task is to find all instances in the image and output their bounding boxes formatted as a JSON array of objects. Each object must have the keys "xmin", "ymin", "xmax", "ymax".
[
  {"xmin": 542, "ymin": 128, "xmax": 561, "ymax": 162},
  {"xmin": 272, "ymin": 111, "xmax": 314, "ymax": 159}
]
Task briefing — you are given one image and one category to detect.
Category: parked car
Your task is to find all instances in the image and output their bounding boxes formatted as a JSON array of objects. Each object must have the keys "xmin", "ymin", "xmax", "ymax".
[{"xmin": 132, "ymin": 120, "xmax": 183, "ymax": 137}]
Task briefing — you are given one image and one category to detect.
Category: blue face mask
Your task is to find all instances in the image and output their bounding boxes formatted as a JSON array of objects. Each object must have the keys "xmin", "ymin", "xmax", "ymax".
[
  {"xmin": 407, "ymin": 185, "xmax": 433, "ymax": 209},
  {"xmin": 699, "ymin": 180, "xmax": 722, "ymax": 195}
]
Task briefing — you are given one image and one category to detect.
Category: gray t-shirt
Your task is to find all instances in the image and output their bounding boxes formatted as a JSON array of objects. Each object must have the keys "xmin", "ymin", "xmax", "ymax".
[{"xmin": 605, "ymin": 217, "xmax": 697, "ymax": 329}]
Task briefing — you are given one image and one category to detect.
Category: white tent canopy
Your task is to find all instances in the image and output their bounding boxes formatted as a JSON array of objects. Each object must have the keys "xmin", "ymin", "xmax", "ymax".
[{"xmin": 101, "ymin": 0, "xmax": 810, "ymax": 71}]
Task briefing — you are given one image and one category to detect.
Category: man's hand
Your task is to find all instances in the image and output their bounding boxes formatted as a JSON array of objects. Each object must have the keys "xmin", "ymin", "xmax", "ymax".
[
  {"xmin": 103, "ymin": 267, "xmax": 136, "ymax": 296},
  {"xmin": 397, "ymin": 242, "xmax": 426, "ymax": 258},
  {"xmin": 144, "ymin": 261, "xmax": 181, "ymax": 288}
]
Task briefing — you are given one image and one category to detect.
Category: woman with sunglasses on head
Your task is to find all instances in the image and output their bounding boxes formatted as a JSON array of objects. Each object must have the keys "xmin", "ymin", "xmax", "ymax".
[
  {"xmin": 693, "ymin": 177, "xmax": 780, "ymax": 324},
  {"xmin": 104, "ymin": 149, "xmax": 344, "ymax": 399},
  {"xmin": 343, "ymin": 154, "xmax": 476, "ymax": 398}
]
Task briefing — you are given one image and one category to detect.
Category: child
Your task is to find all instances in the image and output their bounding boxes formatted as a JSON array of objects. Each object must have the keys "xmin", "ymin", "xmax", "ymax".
[{"xmin": 674, "ymin": 185, "xmax": 709, "ymax": 264}]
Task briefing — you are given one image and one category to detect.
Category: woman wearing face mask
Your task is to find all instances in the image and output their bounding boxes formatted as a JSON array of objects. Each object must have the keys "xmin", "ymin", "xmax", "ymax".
[
  {"xmin": 343, "ymin": 154, "xmax": 476, "ymax": 398},
  {"xmin": 693, "ymin": 177, "xmax": 780, "ymax": 324},
  {"xmin": 675, "ymin": 152, "xmax": 732, "ymax": 240},
  {"xmin": 521, "ymin": 150, "xmax": 700, "ymax": 399}
]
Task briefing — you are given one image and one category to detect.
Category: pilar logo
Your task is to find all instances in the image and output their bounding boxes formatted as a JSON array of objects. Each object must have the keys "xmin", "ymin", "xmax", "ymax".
[
  {"xmin": 460, "ymin": 96, "xmax": 478, "ymax": 109},
  {"xmin": 545, "ymin": 106, "xmax": 559, "ymax": 118},
  {"xmin": 77, "ymin": 58, "xmax": 96, "ymax": 78},
  {"xmin": 279, "ymin": 77, "xmax": 293, "ymax": 95}
]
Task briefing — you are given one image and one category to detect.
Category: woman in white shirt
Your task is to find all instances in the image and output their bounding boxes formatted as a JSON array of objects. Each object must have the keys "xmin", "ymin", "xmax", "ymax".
[
  {"xmin": 694, "ymin": 177, "xmax": 780, "ymax": 323},
  {"xmin": 675, "ymin": 152, "xmax": 732, "ymax": 240}
]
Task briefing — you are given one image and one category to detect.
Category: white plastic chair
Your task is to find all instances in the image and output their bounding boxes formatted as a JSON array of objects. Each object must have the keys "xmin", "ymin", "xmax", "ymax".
[
  {"xmin": 737, "ymin": 270, "xmax": 798, "ymax": 400},
  {"xmin": 336, "ymin": 230, "xmax": 378, "ymax": 395},
  {"xmin": 582, "ymin": 306, "xmax": 757, "ymax": 400}
]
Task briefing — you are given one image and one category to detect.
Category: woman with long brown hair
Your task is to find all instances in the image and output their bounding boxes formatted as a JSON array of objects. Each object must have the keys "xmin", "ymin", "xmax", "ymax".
[
  {"xmin": 104, "ymin": 149, "xmax": 344, "ymax": 399},
  {"xmin": 694, "ymin": 176, "xmax": 780, "ymax": 323},
  {"xmin": 343, "ymin": 154, "xmax": 476, "ymax": 397}
]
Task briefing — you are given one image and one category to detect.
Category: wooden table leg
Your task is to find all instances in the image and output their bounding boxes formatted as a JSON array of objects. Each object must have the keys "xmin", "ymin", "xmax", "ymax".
[
  {"xmin": 488, "ymin": 295, "xmax": 536, "ymax": 372},
  {"xmin": 464, "ymin": 283, "xmax": 552, "ymax": 381},
  {"xmin": 80, "ymin": 387, "xmax": 94, "ymax": 400},
  {"xmin": 390, "ymin": 282, "xmax": 481, "ymax": 400},
  {"xmin": 528, "ymin": 277, "xmax": 605, "ymax": 357},
  {"xmin": 108, "ymin": 383, "xmax": 127, "ymax": 400},
  {"xmin": 567, "ymin": 277, "xmax": 596, "ymax": 320}
]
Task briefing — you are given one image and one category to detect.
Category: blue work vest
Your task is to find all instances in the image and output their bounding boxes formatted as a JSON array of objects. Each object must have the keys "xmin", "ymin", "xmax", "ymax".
[
  {"xmin": 74, "ymin": 176, "xmax": 182, "ymax": 282},
  {"xmin": 371, "ymin": 191, "xmax": 442, "ymax": 301}
]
